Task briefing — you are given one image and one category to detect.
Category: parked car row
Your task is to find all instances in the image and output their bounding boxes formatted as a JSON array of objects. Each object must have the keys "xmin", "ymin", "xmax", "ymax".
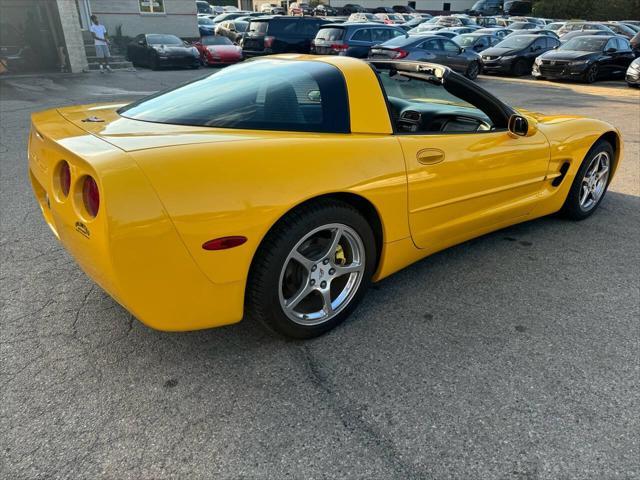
[{"xmin": 137, "ymin": 9, "xmax": 640, "ymax": 86}]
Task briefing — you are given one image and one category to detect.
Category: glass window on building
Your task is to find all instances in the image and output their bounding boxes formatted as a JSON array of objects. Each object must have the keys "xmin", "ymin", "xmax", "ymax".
[{"xmin": 139, "ymin": 0, "xmax": 165, "ymax": 14}]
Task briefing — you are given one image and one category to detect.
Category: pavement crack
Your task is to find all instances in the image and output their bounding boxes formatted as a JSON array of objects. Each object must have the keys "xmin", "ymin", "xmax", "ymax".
[
  {"xmin": 297, "ymin": 345, "xmax": 428, "ymax": 480},
  {"xmin": 71, "ymin": 284, "xmax": 95, "ymax": 336}
]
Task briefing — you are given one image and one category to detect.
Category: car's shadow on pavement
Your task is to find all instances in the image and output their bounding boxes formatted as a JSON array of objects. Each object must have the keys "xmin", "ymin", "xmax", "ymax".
[{"xmin": 86, "ymin": 189, "xmax": 639, "ymax": 359}]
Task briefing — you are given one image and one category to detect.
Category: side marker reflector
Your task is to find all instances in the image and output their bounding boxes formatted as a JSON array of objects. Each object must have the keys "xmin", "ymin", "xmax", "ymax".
[{"xmin": 202, "ymin": 236, "xmax": 247, "ymax": 251}]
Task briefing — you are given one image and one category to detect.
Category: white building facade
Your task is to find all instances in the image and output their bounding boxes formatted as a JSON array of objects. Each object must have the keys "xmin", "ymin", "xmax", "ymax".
[{"xmin": 327, "ymin": 0, "xmax": 477, "ymax": 12}]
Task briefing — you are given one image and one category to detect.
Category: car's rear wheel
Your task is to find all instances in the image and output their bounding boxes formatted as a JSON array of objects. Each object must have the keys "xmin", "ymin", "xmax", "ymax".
[
  {"xmin": 561, "ymin": 140, "xmax": 613, "ymax": 220},
  {"xmin": 465, "ymin": 61, "xmax": 480, "ymax": 80},
  {"xmin": 246, "ymin": 200, "xmax": 376, "ymax": 339},
  {"xmin": 512, "ymin": 59, "xmax": 530, "ymax": 76},
  {"xmin": 584, "ymin": 64, "xmax": 598, "ymax": 83}
]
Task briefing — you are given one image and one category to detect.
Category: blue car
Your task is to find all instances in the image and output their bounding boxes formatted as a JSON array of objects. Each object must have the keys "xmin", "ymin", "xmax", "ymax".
[
  {"xmin": 198, "ymin": 17, "xmax": 216, "ymax": 36},
  {"xmin": 312, "ymin": 23, "xmax": 407, "ymax": 58}
]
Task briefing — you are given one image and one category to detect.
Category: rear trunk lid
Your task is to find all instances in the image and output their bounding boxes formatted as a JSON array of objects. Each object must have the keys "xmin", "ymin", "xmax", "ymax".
[{"xmin": 56, "ymin": 103, "xmax": 265, "ymax": 152}]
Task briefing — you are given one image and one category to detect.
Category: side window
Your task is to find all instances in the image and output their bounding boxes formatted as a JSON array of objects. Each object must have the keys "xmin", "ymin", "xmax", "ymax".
[
  {"xmin": 617, "ymin": 38, "xmax": 630, "ymax": 50},
  {"xmin": 300, "ymin": 21, "xmax": 320, "ymax": 36},
  {"xmin": 532, "ymin": 38, "xmax": 545, "ymax": 50},
  {"xmin": 478, "ymin": 37, "xmax": 489, "ymax": 48},
  {"xmin": 350, "ymin": 29, "xmax": 372, "ymax": 42},
  {"xmin": 442, "ymin": 39, "xmax": 460, "ymax": 53},
  {"xmin": 420, "ymin": 38, "xmax": 441, "ymax": 50},
  {"xmin": 605, "ymin": 39, "xmax": 617, "ymax": 51},
  {"xmin": 391, "ymin": 29, "xmax": 405, "ymax": 38},
  {"xmin": 371, "ymin": 28, "xmax": 392, "ymax": 42}
]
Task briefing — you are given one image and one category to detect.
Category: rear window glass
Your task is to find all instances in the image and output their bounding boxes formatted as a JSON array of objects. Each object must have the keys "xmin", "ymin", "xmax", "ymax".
[
  {"xmin": 248, "ymin": 20, "xmax": 269, "ymax": 34},
  {"xmin": 119, "ymin": 60, "xmax": 350, "ymax": 134},
  {"xmin": 202, "ymin": 36, "xmax": 233, "ymax": 45},
  {"xmin": 269, "ymin": 19, "xmax": 322, "ymax": 36},
  {"xmin": 316, "ymin": 27, "xmax": 345, "ymax": 41},
  {"xmin": 147, "ymin": 34, "xmax": 183, "ymax": 45}
]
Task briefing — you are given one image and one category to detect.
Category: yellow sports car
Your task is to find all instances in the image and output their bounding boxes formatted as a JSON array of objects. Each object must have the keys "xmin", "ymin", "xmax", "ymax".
[{"xmin": 28, "ymin": 56, "xmax": 622, "ymax": 338}]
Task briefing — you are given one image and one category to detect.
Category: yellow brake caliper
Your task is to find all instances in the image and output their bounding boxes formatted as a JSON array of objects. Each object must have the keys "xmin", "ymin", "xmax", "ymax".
[{"xmin": 335, "ymin": 244, "xmax": 347, "ymax": 266}]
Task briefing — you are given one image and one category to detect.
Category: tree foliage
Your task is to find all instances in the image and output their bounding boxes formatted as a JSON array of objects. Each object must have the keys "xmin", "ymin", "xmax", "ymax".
[{"xmin": 532, "ymin": 0, "xmax": 640, "ymax": 20}]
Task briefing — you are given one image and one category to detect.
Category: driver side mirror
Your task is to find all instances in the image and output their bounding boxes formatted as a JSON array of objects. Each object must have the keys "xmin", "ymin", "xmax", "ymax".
[
  {"xmin": 606, "ymin": 47, "xmax": 617, "ymax": 53},
  {"xmin": 508, "ymin": 114, "xmax": 537, "ymax": 137},
  {"xmin": 138, "ymin": 40, "xmax": 145, "ymax": 45}
]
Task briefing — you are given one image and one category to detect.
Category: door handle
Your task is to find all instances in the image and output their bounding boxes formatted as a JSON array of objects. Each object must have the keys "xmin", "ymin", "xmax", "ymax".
[{"xmin": 417, "ymin": 148, "xmax": 445, "ymax": 165}]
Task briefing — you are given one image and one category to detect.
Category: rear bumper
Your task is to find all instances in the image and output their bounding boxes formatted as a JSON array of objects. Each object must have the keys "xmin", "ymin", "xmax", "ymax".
[{"xmin": 28, "ymin": 111, "xmax": 244, "ymax": 331}]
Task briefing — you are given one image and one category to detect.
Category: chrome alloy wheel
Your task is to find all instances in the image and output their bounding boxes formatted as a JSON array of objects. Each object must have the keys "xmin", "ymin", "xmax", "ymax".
[
  {"xmin": 278, "ymin": 223, "xmax": 365, "ymax": 326},
  {"xmin": 579, "ymin": 151, "xmax": 610, "ymax": 211}
]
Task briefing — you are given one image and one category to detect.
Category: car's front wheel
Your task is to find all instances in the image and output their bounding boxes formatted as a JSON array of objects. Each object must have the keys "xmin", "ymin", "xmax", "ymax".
[
  {"xmin": 246, "ymin": 200, "xmax": 376, "ymax": 339},
  {"xmin": 465, "ymin": 61, "xmax": 480, "ymax": 80},
  {"xmin": 561, "ymin": 140, "xmax": 613, "ymax": 220},
  {"xmin": 512, "ymin": 59, "xmax": 530, "ymax": 76},
  {"xmin": 584, "ymin": 64, "xmax": 598, "ymax": 83}
]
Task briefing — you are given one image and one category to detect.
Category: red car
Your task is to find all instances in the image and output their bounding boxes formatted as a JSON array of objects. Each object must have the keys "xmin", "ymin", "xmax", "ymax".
[{"xmin": 193, "ymin": 36, "xmax": 242, "ymax": 66}]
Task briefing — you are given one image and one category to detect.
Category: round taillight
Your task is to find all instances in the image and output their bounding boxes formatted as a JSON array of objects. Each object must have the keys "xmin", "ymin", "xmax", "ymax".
[
  {"xmin": 59, "ymin": 161, "xmax": 71, "ymax": 197},
  {"xmin": 82, "ymin": 176, "xmax": 100, "ymax": 218}
]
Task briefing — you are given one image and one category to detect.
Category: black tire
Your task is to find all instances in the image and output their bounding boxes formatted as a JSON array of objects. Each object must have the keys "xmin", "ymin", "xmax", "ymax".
[
  {"xmin": 465, "ymin": 61, "xmax": 480, "ymax": 80},
  {"xmin": 246, "ymin": 200, "xmax": 377, "ymax": 339},
  {"xmin": 512, "ymin": 59, "xmax": 530, "ymax": 76},
  {"xmin": 561, "ymin": 140, "xmax": 614, "ymax": 220},
  {"xmin": 584, "ymin": 64, "xmax": 598, "ymax": 83}
]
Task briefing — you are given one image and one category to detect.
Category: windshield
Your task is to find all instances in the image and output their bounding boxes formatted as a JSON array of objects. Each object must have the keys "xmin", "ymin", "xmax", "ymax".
[
  {"xmin": 496, "ymin": 36, "xmax": 534, "ymax": 48},
  {"xmin": 510, "ymin": 22, "xmax": 535, "ymax": 30},
  {"xmin": 147, "ymin": 34, "xmax": 183, "ymax": 45},
  {"xmin": 560, "ymin": 37, "xmax": 606, "ymax": 52},
  {"xmin": 379, "ymin": 35, "xmax": 415, "ymax": 47},
  {"xmin": 202, "ymin": 36, "xmax": 233, "ymax": 45},
  {"xmin": 455, "ymin": 35, "xmax": 479, "ymax": 46},
  {"xmin": 119, "ymin": 60, "xmax": 350, "ymax": 133},
  {"xmin": 233, "ymin": 21, "xmax": 248, "ymax": 32}
]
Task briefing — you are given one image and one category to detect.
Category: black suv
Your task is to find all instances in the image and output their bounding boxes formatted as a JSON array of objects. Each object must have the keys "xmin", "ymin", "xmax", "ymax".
[
  {"xmin": 242, "ymin": 16, "xmax": 331, "ymax": 56},
  {"xmin": 312, "ymin": 23, "xmax": 406, "ymax": 58}
]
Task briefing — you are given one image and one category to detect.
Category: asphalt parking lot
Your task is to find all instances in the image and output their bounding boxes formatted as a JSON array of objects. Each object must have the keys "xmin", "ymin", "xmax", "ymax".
[{"xmin": 1, "ymin": 68, "xmax": 639, "ymax": 479}]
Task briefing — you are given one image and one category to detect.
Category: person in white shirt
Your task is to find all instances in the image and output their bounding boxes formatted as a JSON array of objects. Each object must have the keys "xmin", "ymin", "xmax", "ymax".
[{"xmin": 89, "ymin": 15, "xmax": 112, "ymax": 73}]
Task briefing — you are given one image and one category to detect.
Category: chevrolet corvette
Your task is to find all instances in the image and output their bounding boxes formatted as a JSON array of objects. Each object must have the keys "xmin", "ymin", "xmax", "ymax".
[{"xmin": 28, "ymin": 56, "xmax": 622, "ymax": 338}]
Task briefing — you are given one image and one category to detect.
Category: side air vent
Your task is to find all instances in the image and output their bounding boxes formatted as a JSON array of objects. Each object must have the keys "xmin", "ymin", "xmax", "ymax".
[
  {"xmin": 402, "ymin": 111, "xmax": 421, "ymax": 122},
  {"xmin": 552, "ymin": 162, "xmax": 570, "ymax": 187}
]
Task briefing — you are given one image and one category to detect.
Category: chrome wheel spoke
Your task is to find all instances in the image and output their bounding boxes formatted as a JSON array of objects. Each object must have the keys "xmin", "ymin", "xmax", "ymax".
[
  {"xmin": 320, "ymin": 288, "xmax": 333, "ymax": 315},
  {"xmin": 324, "ymin": 226, "xmax": 344, "ymax": 258},
  {"xmin": 284, "ymin": 283, "xmax": 313, "ymax": 311},
  {"xmin": 597, "ymin": 166, "xmax": 609, "ymax": 181},
  {"xmin": 292, "ymin": 250, "xmax": 314, "ymax": 270},
  {"xmin": 334, "ymin": 262, "xmax": 364, "ymax": 278},
  {"xmin": 580, "ymin": 185, "xmax": 590, "ymax": 206}
]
